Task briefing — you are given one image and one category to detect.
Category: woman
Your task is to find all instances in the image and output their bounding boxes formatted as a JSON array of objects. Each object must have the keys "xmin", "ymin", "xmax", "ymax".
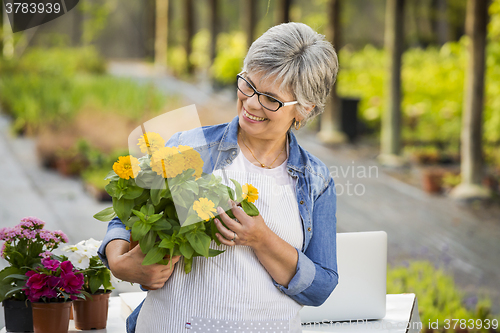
[{"xmin": 98, "ymin": 22, "xmax": 339, "ymax": 333}]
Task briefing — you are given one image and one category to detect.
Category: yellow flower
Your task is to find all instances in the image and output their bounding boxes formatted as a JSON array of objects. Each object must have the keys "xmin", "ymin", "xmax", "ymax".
[
  {"xmin": 138, "ymin": 132, "xmax": 165, "ymax": 155},
  {"xmin": 150, "ymin": 147, "xmax": 185, "ymax": 178},
  {"xmin": 113, "ymin": 155, "xmax": 141, "ymax": 179},
  {"xmin": 242, "ymin": 184, "xmax": 259, "ymax": 203},
  {"xmin": 193, "ymin": 198, "xmax": 217, "ymax": 221},
  {"xmin": 178, "ymin": 146, "xmax": 204, "ymax": 178}
]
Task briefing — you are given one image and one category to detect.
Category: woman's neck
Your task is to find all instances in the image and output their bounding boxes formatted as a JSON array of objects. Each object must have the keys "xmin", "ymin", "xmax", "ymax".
[{"xmin": 238, "ymin": 128, "xmax": 288, "ymax": 168}]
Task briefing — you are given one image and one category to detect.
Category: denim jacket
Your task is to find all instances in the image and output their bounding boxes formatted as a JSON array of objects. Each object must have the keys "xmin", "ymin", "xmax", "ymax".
[{"xmin": 98, "ymin": 116, "xmax": 338, "ymax": 332}]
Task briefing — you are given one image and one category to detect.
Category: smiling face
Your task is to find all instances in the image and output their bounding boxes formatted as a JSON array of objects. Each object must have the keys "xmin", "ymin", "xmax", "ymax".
[{"xmin": 237, "ymin": 72, "xmax": 299, "ymax": 141}]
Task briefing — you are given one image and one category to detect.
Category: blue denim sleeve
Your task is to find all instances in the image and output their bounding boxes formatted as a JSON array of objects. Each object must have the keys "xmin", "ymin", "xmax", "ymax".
[
  {"xmin": 272, "ymin": 177, "xmax": 338, "ymax": 306},
  {"xmin": 97, "ymin": 217, "xmax": 131, "ymax": 269}
]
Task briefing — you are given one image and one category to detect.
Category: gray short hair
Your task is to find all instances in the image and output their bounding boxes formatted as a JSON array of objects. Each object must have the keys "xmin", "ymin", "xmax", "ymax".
[{"xmin": 242, "ymin": 22, "xmax": 338, "ymax": 126}]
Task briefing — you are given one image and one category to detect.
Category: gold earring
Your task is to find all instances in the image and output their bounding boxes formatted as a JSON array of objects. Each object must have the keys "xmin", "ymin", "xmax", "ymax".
[{"xmin": 294, "ymin": 119, "xmax": 301, "ymax": 130}]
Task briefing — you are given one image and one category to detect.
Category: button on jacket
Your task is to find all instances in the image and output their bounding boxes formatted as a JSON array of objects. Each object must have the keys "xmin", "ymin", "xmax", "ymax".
[{"xmin": 98, "ymin": 116, "xmax": 338, "ymax": 332}]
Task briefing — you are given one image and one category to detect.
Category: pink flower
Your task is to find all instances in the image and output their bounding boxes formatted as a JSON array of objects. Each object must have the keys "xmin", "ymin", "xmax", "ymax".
[
  {"xmin": 42, "ymin": 258, "xmax": 60, "ymax": 271},
  {"xmin": 40, "ymin": 251, "xmax": 52, "ymax": 259},
  {"xmin": 53, "ymin": 230, "xmax": 69, "ymax": 243},
  {"xmin": 20, "ymin": 217, "xmax": 45, "ymax": 229}
]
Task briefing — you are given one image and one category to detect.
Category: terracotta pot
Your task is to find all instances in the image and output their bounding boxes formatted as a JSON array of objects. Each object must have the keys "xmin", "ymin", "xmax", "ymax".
[
  {"xmin": 2, "ymin": 299, "xmax": 34, "ymax": 332},
  {"xmin": 422, "ymin": 168, "xmax": 444, "ymax": 194},
  {"xmin": 31, "ymin": 301, "xmax": 72, "ymax": 333},
  {"xmin": 73, "ymin": 292, "xmax": 111, "ymax": 330}
]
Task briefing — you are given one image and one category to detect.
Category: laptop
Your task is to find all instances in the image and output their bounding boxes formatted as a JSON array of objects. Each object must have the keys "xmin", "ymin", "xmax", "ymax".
[{"xmin": 300, "ymin": 231, "xmax": 387, "ymax": 323}]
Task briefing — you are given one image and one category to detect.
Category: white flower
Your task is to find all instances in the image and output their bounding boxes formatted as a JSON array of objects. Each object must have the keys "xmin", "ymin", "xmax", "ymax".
[{"xmin": 68, "ymin": 251, "xmax": 90, "ymax": 269}]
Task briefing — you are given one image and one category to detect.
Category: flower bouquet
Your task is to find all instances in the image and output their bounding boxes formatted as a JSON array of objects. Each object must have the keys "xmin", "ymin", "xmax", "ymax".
[{"xmin": 94, "ymin": 132, "xmax": 260, "ymax": 273}]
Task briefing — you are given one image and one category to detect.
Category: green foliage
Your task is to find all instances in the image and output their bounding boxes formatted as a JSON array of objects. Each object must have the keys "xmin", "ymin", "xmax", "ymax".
[
  {"xmin": 0, "ymin": 47, "xmax": 167, "ymax": 134},
  {"xmin": 211, "ymin": 31, "xmax": 248, "ymax": 85},
  {"xmin": 387, "ymin": 261, "xmax": 497, "ymax": 331},
  {"xmin": 338, "ymin": 36, "xmax": 500, "ymax": 148}
]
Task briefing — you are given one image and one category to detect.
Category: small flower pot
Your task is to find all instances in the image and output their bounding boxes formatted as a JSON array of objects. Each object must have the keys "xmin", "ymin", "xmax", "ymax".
[
  {"xmin": 422, "ymin": 168, "xmax": 444, "ymax": 194},
  {"xmin": 2, "ymin": 299, "xmax": 34, "ymax": 332},
  {"xmin": 73, "ymin": 291, "xmax": 111, "ymax": 330},
  {"xmin": 31, "ymin": 301, "xmax": 72, "ymax": 333}
]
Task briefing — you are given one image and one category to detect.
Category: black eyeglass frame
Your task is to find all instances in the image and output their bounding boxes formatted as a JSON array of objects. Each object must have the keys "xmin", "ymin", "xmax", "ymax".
[{"xmin": 236, "ymin": 74, "xmax": 298, "ymax": 112}]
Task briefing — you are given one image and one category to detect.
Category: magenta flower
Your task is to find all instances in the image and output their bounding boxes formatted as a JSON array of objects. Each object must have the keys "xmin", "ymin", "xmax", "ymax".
[
  {"xmin": 42, "ymin": 258, "xmax": 60, "ymax": 271},
  {"xmin": 60, "ymin": 272, "xmax": 85, "ymax": 294}
]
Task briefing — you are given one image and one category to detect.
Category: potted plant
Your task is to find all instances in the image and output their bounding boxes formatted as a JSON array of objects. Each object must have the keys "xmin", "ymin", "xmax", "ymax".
[
  {"xmin": 22, "ymin": 257, "xmax": 86, "ymax": 333},
  {"xmin": 56, "ymin": 238, "xmax": 114, "ymax": 330},
  {"xmin": 0, "ymin": 217, "xmax": 68, "ymax": 332}
]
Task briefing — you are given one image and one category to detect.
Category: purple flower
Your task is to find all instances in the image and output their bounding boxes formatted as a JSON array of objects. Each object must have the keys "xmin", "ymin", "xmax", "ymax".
[
  {"xmin": 42, "ymin": 258, "xmax": 60, "ymax": 271},
  {"xmin": 39, "ymin": 251, "xmax": 52, "ymax": 259}
]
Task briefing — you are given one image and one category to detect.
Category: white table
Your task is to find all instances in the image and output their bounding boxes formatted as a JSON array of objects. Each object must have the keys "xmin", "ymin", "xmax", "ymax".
[{"xmin": 2, "ymin": 293, "xmax": 421, "ymax": 333}]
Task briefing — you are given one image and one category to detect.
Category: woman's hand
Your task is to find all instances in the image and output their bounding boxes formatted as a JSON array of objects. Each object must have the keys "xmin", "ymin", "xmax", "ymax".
[
  {"xmin": 214, "ymin": 199, "xmax": 270, "ymax": 249},
  {"xmin": 106, "ymin": 239, "xmax": 181, "ymax": 290},
  {"xmin": 215, "ymin": 199, "xmax": 298, "ymax": 287}
]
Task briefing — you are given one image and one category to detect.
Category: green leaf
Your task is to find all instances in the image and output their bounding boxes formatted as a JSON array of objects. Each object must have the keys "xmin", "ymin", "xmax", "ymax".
[
  {"xmin": 186, "ymin": 232, "xmax": 211, "ymax": 258},
  {"xmin": 226, "ymin": 186, "xmax": 235, "ymax": 201},
  {"xmin": 241, "ymin": 200, "xmax": 259, "ymax": 216},
  {"xmin": 151, "ymin": 217, "xmax": 172, "ymax": 231},
  {"xmin": 184, "ymin": 180, "xmax": 199, "ymax": 195},
  {"xmin": 89, "ymin": 275, "xmax": 102, "ymax": 294},
  {"xmin": 105, "ymin": 181, "xmax": 119, "ymax": 197},
  {"xmin": 165, "ymin": 205, "xmax": 177, "ymax": 219},
  {"xmin": 122, "ymin": 185, "xmax": 144, "ymax": 200},
  {"xmin": 181, "ymin": 212, "xmax": 203, "ymax": 228},
  {"xmin": 93, "ymin": 207, "xmax": 117, "ymax": 222},
  {"xmin": 104, "ymin": 170, "xmax": 119, "ymax": 181},
  {"xmin": 4, "ymin": 286, "xmax": 25, "ymax": 299},
  {"xmin": 158, "ymin": 237, "xmax": 175, "ymax": 249},
  {"xmin": 179, "ymin": 242, "xmax": 194, "ymax": 259},
  {"xmin": 140, "ymin": 230, "xmax": 157, "ymax": 254},
  {"xmin": 142, "ymin": 247, "xmax": 168, "ymax": 266},
  {"xmin": 151, "ymin": 176, "xmax": 167, "ymax": 205},
  {"xmin": 123, "ymin": 216, "xmax": 140, "ymax": 228},
  {"xmin": 208, "ymin": 249, "xmax": 225, "ymax": 257},
  {"xmin": 230, "ymin": 179, "xmax": 243, "ymax": 202},
  {"xmin": 131, "ymin": 220, "xmax": 151, "ymax": 242},
  {"xmin": 113, "ymin": 197, "xmax": 134, "ymax": 222},
  {"xmin": 184, "ymin": 257, "xmax": 193, "ymax": 273},
  {"xmin": 4, "ymin": 274, "xmax": 27, "ymax": 281},
  {"xmin": 147, "ymin": 214, "xmax": 163, "ymax": 224},
  {"xmin": 132, "ymin": 209, "xmax": 146, "ymax": 221}
]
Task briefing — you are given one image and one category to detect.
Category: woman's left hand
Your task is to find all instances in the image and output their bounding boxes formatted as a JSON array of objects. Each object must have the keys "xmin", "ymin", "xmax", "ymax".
[{"xmin": 214, "ymin": 200, "xmax": 269, "ymax": 248}]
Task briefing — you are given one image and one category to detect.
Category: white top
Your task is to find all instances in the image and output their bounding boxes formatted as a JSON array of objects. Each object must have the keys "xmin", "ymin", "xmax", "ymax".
[{"xmin": 136, "ymin": 141, "xmax": 304, "ymax": 333}]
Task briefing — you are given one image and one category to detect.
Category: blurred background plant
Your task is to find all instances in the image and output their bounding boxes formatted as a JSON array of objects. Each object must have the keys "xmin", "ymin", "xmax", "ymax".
[{"xmin": 388, "ymin": 261, "xmax": 499, "ymax": 332}]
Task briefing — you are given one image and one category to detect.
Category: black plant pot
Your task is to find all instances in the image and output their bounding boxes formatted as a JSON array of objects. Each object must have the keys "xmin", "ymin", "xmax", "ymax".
[{"xmin": 2, "ymin": 299, "xmax": 34, "ymax": 332}]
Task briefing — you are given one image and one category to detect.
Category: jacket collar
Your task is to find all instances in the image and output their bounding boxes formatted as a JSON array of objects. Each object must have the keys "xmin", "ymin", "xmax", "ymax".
[{"xmin": 219, "ymin": 116, "xmax": 306, "ymax": 174}]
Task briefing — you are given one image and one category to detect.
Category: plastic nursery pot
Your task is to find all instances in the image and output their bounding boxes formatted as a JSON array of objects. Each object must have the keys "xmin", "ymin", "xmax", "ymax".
[
  {"xmin": 31, "ymin": 301, "xmax": 72, "ymax": 333},
  {"xmin": 2, "ymin": 299, "xmax": 34, "ymax": 332},
  {"xmin": 73, "ymin": 291, "xmax": 111, "ymax": 330}
]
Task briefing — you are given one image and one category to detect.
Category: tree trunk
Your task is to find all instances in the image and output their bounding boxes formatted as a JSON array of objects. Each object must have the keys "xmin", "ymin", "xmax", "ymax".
[
  {"xmin": 379, "ymin": 0, "xmax": 404, "ymax": 165},
  {"xmin": 2, "ymin": 10, "xmax": 13, "ymax": 59},
  {"xmin": 184, "ymin": 0, "xmax": 194, "ymax": 74},
  {"xmin": 155, "ymin": 0, "xmax": 169, "ymax": 67},
  {"xmin": 451, "ymin": 0, "xmax": 490, "ymax": 200},
  {"xmin": 245, "ymin": 0, "xmax": 258, "ymax": 49},
  {"xmin": 72, "ymin": 6, "xmax": 83, "ymax": 46},
  {"xmin": 317, "ymin": 0, "xmax": 346, "ymax": 143},
  {"xmin": 209, "ymin": 0, "xmax": 219, "ymax": 62},
  {"xmin": 278, "ymin": 0, "xmax": 292, "ymax": 24}
]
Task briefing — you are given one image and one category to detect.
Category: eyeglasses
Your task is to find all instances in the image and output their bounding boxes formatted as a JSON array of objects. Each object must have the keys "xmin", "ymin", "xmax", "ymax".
[{"xmin": 236, "ymin": 74, "xmax": 298, "ymax": 112}]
